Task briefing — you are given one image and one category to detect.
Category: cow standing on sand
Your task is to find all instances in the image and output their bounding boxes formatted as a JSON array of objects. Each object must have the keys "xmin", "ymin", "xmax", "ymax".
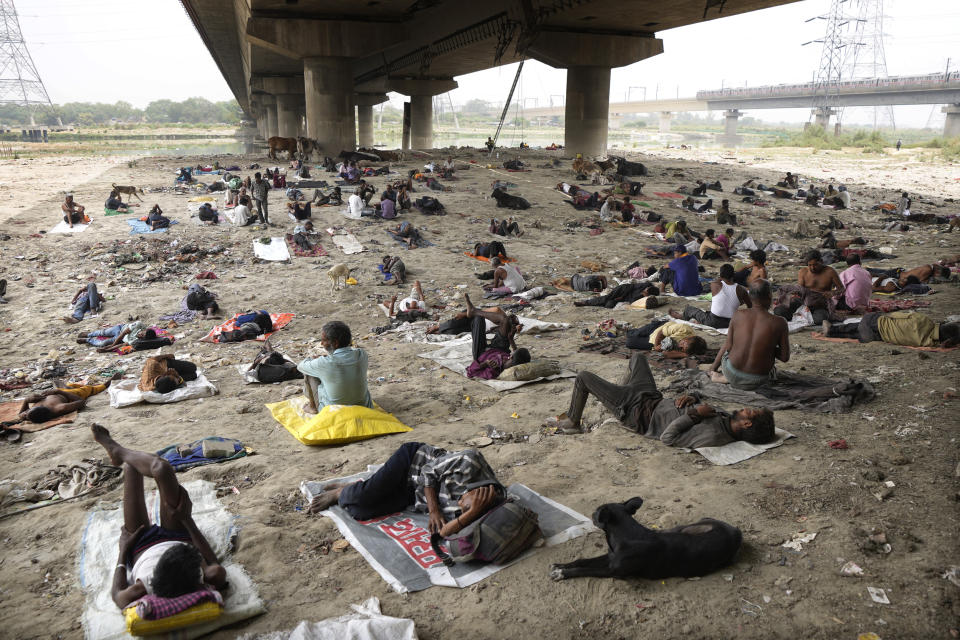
[{"xmin": 267, "ymin": 136, "xmax": 298, "ymax": 161}]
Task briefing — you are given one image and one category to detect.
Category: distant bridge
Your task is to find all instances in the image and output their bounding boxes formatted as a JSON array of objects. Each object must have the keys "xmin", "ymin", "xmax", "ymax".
[{"xmin": 523, "ymin": 71, "xmax": 960, "ymax": 139}]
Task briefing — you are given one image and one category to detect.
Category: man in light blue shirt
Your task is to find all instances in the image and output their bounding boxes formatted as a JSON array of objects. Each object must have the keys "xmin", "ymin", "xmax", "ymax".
[{"xmin": 297, "ymin": 321, "xmax": 372, "ymax": 413}]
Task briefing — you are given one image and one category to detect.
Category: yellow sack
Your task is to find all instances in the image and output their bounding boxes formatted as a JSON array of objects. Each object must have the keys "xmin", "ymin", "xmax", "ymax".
[
  {"xmin": 124, "ymin": 601, "xmax": 222, "ymax": 636},
  {"xmin": 266, "ymin": 397, "xmax": 412, "ymax": 446}
]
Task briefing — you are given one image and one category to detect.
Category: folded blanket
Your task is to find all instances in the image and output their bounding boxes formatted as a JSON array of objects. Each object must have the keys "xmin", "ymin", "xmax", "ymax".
[
  {"xmin": 127, "ymin": 218, "xmax": 178, "ymax": 235},
  {"xmin": 200, "ymin": 312, "xmax": 295, "ymax": 343},
  {"xmin": 665, "ymin": 368, "xmax": 875, "ymax": 413},
  {"xmin": 136, "ymin": 590, "xmax": 223, "ymax": 621},
  {"xmin": 157, "ymin": 437, "xmax": 249, "ymax": 472}
]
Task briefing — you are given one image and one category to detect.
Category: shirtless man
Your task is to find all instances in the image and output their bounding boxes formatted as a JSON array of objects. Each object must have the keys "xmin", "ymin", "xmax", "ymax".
[
  {"xmin": 897, "ymin": 263, "xmax": 950, "ymax": 286},
  {"xmin": 734, "ymin": 250, "xmax": 768, "ymax": 286},
  {"xmin": 16, "ymin": 376, "xmax": 116, "ymax": 423},
  {"xmin": 710, "ymin": 280, "xmax": 790, "ymax": 390},
  {"xmin": 794, "ymin": 250, "xmax": 844, "ymax": 324},
  {"xmin": 62, "ymin": 194, "xmax": 86, "ymax": 228}
]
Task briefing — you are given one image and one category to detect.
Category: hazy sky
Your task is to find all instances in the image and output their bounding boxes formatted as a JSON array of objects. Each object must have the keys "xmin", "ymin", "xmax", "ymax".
[{"xmin": 19, "ymin": 0, "xmax": 960, "ymax": 128}]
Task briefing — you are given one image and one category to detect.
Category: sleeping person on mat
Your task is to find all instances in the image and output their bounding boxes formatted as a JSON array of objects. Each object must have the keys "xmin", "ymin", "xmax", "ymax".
[
  {"xmin": 91, "ymin": 424, "xmax": 227, "ymax": 608},
  {"xmin": 16, "ymin": 376, "xmax": 117, "ymax": 423}
]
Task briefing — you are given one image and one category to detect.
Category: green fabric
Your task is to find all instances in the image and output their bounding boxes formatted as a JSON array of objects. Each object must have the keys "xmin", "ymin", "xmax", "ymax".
[
  {"xmin": 104, "ymin": 208, "xmax": 127, "ymax": 216},
  {"xmin": 631, "ymin": 201, "xmax": 652, "ymax": 208}
]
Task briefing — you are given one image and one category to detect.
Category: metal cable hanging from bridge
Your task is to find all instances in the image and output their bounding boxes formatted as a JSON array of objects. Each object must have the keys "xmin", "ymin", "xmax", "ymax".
[{"xmin": 491, "ymin": 60, "xmax": 524, "ymax": 150}]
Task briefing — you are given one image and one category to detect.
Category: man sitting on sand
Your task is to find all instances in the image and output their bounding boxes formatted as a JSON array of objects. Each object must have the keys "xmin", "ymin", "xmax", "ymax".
[
  {"xmin": 774, "ymin": 250, "xmax": 844, "ymax": 325},
  {"xmin": 64, "ymin": 282, "xmax": 104, "ymax": 324},
  {"xmin": 297, "ymin": 321, "xmax": 372, "ymax": 415},
  {"xmin": 91, "ymin": 425, "xmax": 227, "ymax": 607},
  {"xmin": 62, "ymin": 194, "xmax": 86, "ymax": 228},
  {"xmin": 709, "ymin": 280, "xmax": 790, "ymax": 390},
  {"xmin": 658, "ymin": 245, "xmax": 702, "ymax": 297},
  {"xmin": 837, "ymin": 254, "xmax": 872, "ymax": 311},
  {"xmin": 138, "ymin": 354, "xmax": 198, "ymax": 394},
  {"xmin": 671, "ymin": 264, "xmax": 751, "ymax": 329},
  {"xmin": 698, "ymin": 229, "xmax": 729, "ymax": 260},
  {"xmin": 543, "ymin": 353, "xmax": 776, "ymax": 442},
  {"xmin": 306, "ymin": 442, "xmax": 505, "ymax": 540},
  {"xmin": 822, "ymin": 313, "xmax": 959, "ymax": 348},
  {"xmin": 16, "ymin": 378, "xmax": 115, "ymax": 423},
  {"xmin": 733, "ymin": 250, "xmax": 767, "ymax": 286},
  {"xmin": 484, "ymin": 257, "xmax": 526, "ymax": 294}
]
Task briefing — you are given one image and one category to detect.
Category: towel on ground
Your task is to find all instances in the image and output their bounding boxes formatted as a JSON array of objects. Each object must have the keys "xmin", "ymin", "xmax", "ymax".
[
  {"xmin": 200, "ymin": 312, "xmax": 295, "ymax": 343},
  {"xmin": 78, "ymin": 479, "xmax": 266, "ymax": 640},
  {"xmin": 135, "ymin": 590, "xmax": 223, "ymax": 621},
  {"xmin": 253, "ymin": 237, "xmax": 291, "ymax": 262},
  {"xmin": 157, "ymin": 437, "xmax": 250, "ymax": 472},
  {"xmin": 50, "ymin": 220, "xmax": 90, "ymax": 233},
  {"xmin": 301, "ymin": 479, "xmax": 594, "ymax": 593}
]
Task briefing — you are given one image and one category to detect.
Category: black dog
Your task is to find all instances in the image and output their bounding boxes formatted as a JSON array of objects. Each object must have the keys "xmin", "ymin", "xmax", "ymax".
[
  {"xmin": 550, "ymin": 497, "xmax": 741, "ymax": 581},
  {"xmin": 491, "ymin": 187, "xmax": 530, "ymax": 210}
]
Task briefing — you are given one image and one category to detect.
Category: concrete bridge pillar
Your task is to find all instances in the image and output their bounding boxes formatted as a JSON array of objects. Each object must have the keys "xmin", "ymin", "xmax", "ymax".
[
  {"xmin": 812, "ymin": 107, "xmax": 837, "ymax": 132},
  {"xmin": 355, "ymin": 93, "xmax": 388, "ymax": 149},
  {"xmin": 261, "ymin": 95, "xmax": 278, "ymax": 139},
  {"xmin": 659, "ymin": 111, "xmax": 672, "ymax": 134},
  {"xmin": 718, "ymin": 109, "xmax": 743, "ymax": 146},
  {"xmin": 275, "ymin": 93, "xmax": 301, "ymax": 138},
  {"xmin": 389, "ymin": 78, "xmax": 457, "ymax": 150},
  {"xmin": 943, "ymin": 104, "xmax": 960, "ymax": 138},
  {"xmin": 304, "ymin": 57, "xmax": 356, "ymax": 153},
  {"xmin": 526, "ymin": 31, "xmax": 662, "ymax": 157}
]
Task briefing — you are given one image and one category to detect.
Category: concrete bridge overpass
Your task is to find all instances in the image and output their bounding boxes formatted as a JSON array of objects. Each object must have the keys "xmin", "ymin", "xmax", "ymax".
[
  {"xmin": 179, "ymin": 0, "xmax": 800, "ymax": 157},
  {"xmin": 524, "ymin": 71, "xmax": 960, "ymax": 141}
]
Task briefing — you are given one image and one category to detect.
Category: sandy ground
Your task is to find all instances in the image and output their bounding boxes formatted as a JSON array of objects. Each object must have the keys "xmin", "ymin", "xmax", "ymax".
[{"xmin": 0, "ymin": 143, "xmax": 958, "ymax": 640}]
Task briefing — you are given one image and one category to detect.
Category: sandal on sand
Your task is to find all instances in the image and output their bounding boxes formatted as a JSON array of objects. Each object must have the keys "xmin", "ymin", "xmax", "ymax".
[{"xmin": 2, "ymin": 427, "xmax": 22, "ymax": 444}]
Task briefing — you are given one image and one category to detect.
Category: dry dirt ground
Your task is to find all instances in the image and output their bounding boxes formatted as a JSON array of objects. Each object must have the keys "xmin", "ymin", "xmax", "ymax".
[{"xmin": 0, "ymin": 143, "xmax": 957, "ymax": 640}]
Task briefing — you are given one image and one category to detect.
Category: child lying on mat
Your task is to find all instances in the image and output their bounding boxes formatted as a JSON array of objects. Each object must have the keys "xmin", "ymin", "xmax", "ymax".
[{"xmin": 90, "ymin": 424, "xmax": 227, "ymax": 609}]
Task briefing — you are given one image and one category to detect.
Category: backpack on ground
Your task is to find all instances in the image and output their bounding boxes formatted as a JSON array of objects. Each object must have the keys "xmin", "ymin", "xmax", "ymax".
[{"xmin": 431, "ymin": 498, "xmax": 543, "ymax": 566}]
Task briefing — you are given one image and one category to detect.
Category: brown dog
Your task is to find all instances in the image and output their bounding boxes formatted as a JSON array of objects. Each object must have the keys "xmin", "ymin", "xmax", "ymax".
[{"xmin": 112, "ymin": 183, "xmax": 144, "ymax": 202}]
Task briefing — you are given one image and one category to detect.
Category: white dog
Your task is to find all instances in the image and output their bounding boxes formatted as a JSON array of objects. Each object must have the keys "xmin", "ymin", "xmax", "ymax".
[{"xmin": 328, "ymin": 264, "xmax": 353, "ymax": 291}]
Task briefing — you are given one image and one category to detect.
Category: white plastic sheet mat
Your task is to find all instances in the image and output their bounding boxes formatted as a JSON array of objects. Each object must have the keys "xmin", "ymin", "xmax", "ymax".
[
  {"xmin": 50, "ymin": 220, "xmax": 90, "ymax": 233},
  {"xmin": 236, "ymin": 597, "xmax": 415, "ymax": 640},
  {"xmin": 301, "ymin": 478, "xmax": 594, "ymax": 593},
  {"xmin": 253, "ymin": 237, "xmax": 291, "ymax": 261},
  {"xmin": 108, "ymin": 373, "xmax": 218, "ymax": 408},
  {"xmin": 691, "ymin": 428, "xmax": 795, "ymax": 466},
  {"xmin": 418, "ymin": 336, "xmax": 575, "ymax": 391},
  {"xmin": 78, "ymin": 479, "xmax": 266, "ymax": 640}
]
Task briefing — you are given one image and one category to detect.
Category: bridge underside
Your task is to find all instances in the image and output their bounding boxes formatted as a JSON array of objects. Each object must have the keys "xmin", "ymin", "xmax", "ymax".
[{"xmin": 180, "ymin": 0, "xmax": 799, "ymax": 157}]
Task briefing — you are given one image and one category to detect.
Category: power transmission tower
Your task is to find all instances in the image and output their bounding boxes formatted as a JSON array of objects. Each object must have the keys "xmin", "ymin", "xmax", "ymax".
[
  {"xmin": 804, "ymin": 0, "xmax": 859, "ymax": 134},
  {"xmin": 0, "ymin": 0, "xmax": 53, "ymax": 125},
  {"xmin": 840, "ymin": 0, "xmax": 895, "ymax": 130}
]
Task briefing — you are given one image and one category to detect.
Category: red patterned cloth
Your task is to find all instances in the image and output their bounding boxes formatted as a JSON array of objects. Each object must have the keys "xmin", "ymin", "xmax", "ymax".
[
  {"xmin": 864, "ymin": 298, "xmax": 930, "ymax": 313},
  {"xmin": 135, "ymin": 589, "xmax": 223, "ymax": 620}
]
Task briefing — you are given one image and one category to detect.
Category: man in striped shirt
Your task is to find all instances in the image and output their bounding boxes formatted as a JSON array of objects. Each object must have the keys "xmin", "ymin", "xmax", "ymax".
[{"xmin": 307, "ymin": 442, "xmax": 504, "ymax": 538}]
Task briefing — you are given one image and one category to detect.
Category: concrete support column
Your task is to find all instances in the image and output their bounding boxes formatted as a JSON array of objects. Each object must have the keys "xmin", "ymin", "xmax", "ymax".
[
  {"xmin": 409, "ymin": 94, "xmax": 434, "ymax": 149},
  {"xmin": 357, "ymin": 105, "xmax": 374, "ymax": 148},
  {"xmin": 304, "ymin": 56, "xmax": 355, "ymax": 153},
  {"xmin": 943, "ymin": 104, "xmax": 960, "ymax": 138},
  {"xmin": 812, "ymin": 106, "xmax": 836, "ymax": 132},
  {"xmin": 564, "ymin": 66, "xmax": 610, "ymax": 158},
  {"xmin": 658, "ymin": 111, "xmax": 672, "ymax": 134},
  {"xmin": 718, "ymin": 109, "xmax": 743, "ymax": 146},
  {"xmin": 262, "ymin": 95, "xmax": 278, "ymax": 139},
  {"xmin": 275, "ymin": 94, "xmax": 300, "ymax": 138}
]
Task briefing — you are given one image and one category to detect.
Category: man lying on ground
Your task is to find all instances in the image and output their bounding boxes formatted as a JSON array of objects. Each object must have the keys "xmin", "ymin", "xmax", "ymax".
[
  {"xmin": 380, "ymin": 255, "xmax": 406, "ymax": 285},
  {"xmin": 561, "ymin": 274, "xmax": 607, "ymax": 293},
  {"xmin": 574, "ymin": 282, "xmax": 658, "ymax": 309},
  {"xmin": 91, "ymin": 425, "xmax": 227, "ymax": 608},
  {"xmin": 63, "ymin": 282, "xmax": 104, "ymax": 324},
  {"xmin": 386, "ymin": 281, "xmax": 429, "ymax": 322},
  {"xmin": 625, "ymin": 319, "xmax": 707, "ymax": 357},
  {"xmin": 671, "ymin": 264, "xmax": 751, "ymax": 329},
  {"xmin": 393, "ymin": 221, "xmax": 426, "ymax": 248},
  {"xmin": 710, "ymin": 280, "xmax": 790, "ymax": 390},
  {"xmin": 105, "ymin": 190, "xmax": 131, "ymax": 213},
  {"xmin": 78, "ymin": 321, "xmax": 153, "ymax": 353},
  {"xmin": 17, "ymin": 377, "xmax": 116, "ymax": 423},
  {"xmin": 456, "ymin": 293, "xmax": 528, "ymax": 380},
  {"xmin": 822, "ymin": 313, "xmax": 959, "ymax": 348},
  {"xmin": 184, "ymin": 284, "xmax": 220, "ymax": 319},
  {"xmin": 544, "ymin": 353, "xmax": 776, "ymax": 442},
  {"xmin": 297, "ymin": 321, "xmax": 372, "ymax": 415},
  {"xmin": 306, "ymin": 442, "xmax": 505, "ymax": 539},
  {"xmin": 473, "ymin": 241, "xmax": 507, "ymax": 260},
  {"xmin": 484, "ymin": 257, "xmax": 526, "ymax": 294},
  {"xmin": 138, "ymin": 354, "xmax": 198, "ymax": 393}
]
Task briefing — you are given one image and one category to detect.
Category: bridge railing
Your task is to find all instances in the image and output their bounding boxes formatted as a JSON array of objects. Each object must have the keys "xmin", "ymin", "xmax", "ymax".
[{"xmin": 696, "ymin": 71, "xmax": 960, "ymax": 100}]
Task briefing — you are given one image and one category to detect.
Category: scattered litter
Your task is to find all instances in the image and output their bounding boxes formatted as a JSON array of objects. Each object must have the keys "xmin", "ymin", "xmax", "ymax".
[
  {"xmin": 332, "ymin": 539, "xmax": 350, "ymax": 553},
  {"xmin": 840, "ymin": 561, "xmax": 864, "ymax": 577},
  {"xmin": 782, "ymin": 531, "xmax": 817, "ymax": 551},
  {"xmin": 740, "ymin": 598, "xmax": 762, "ymax": 617},
  {"xmin": 943, "ymin": 566, "xmax": 960, "ymax": 588},
  {"xmin": 867, "ymin": 587, "xmax": 890, "ymax": 604},
  {"xmin": 828, "ymin": 439, "xmax": 848, "ymax": 450}
]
